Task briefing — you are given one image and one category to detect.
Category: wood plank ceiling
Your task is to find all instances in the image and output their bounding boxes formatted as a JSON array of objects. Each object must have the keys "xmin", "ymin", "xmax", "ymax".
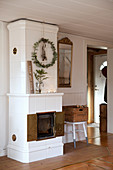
[{"xmin": 0, "ymin": 0, "xmax": 113, "ymax": 43}]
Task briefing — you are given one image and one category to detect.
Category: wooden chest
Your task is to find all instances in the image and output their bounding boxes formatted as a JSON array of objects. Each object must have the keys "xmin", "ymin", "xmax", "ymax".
[{"xmin": 63, "ymin": 106, "xmax": 88, "ymax": 122}]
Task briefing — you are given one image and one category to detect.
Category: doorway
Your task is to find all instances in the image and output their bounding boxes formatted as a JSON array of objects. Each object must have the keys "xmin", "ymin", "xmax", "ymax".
[
  {"xmin": 94, "ymin": 57, "xmax": 107, "ymax": 123},
  {"xmin": 87, "ymin": 47, "xmax": 107, "ymax": 124}
]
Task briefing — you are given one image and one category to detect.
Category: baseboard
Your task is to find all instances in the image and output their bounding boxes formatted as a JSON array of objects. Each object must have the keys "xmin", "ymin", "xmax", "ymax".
[{"xmin": 0, "ymin": 149, "xmax": 7, "ymax": 156}]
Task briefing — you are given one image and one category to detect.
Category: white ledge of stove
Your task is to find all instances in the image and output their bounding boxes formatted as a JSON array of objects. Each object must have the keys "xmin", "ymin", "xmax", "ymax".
[
  {"xmin": 7, "ymin": 92, "xmax": 64, "ymax": 97},
  {"xmin": 7, "ymin": 93, "xmax": 64, "ymax": 114}
]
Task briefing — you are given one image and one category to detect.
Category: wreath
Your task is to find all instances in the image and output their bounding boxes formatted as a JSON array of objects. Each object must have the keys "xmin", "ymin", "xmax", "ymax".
[{"xmin": 32, "ymin": 38, "xmax": 57, "ymax": 68}]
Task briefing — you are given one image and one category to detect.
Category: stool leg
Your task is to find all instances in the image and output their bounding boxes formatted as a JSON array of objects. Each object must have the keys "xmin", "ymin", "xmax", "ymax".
[
  {"xmin": 83, "ymin": 122, "xmax": 88, "ymax": 145},
  {"xmin": 73, "ymin": 124, "xmax": 76, "ymax": 148}
]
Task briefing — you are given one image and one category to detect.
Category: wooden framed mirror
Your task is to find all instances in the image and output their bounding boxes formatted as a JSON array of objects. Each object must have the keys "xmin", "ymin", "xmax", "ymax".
[{"xmin": 58, "ymin": 37, "xmax": 73, "ymax": 87}]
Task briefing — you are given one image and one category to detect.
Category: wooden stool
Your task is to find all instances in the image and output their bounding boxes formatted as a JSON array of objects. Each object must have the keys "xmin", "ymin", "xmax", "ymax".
[{"xmin": 64, "ymin": 121, "xmax": 88, "ymax": 148}]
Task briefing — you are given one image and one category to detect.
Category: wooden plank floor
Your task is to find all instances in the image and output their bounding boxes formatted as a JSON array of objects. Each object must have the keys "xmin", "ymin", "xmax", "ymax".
[
  {"xmin": 58, "ymin": 127, "xmax": 113, "ymax": 170},
  {"xmin": 0, "ymin": 126, "xmax": 113, "ymax": 170}
]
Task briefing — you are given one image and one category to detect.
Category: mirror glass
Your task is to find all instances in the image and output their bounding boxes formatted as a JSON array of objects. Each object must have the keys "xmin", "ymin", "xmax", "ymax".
[{"xmin": 58, "ymin": 37, "xmax": 73, "ymax": 87}]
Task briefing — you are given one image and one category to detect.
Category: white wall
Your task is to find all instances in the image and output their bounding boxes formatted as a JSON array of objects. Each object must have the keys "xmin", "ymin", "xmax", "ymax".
[
  {"xmin": 58, "ymin": 32, "xmax": 113, "ymax": 108},
  {"xmin": 0, "ymin": 22, "xmax": 9, "ymax": 156},
  {"xmin": 58, "ymin": 33, "xmax": 88, "ymax": 142},
  {"xmin": 58, "ymin": 33, "xmax": 87, "ymax": 106}
]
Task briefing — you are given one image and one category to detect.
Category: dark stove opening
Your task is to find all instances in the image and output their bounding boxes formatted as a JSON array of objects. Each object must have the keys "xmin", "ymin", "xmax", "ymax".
[{"xmin": 37, "ymin": 112, "xmax": 55, "ymax": 139}]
